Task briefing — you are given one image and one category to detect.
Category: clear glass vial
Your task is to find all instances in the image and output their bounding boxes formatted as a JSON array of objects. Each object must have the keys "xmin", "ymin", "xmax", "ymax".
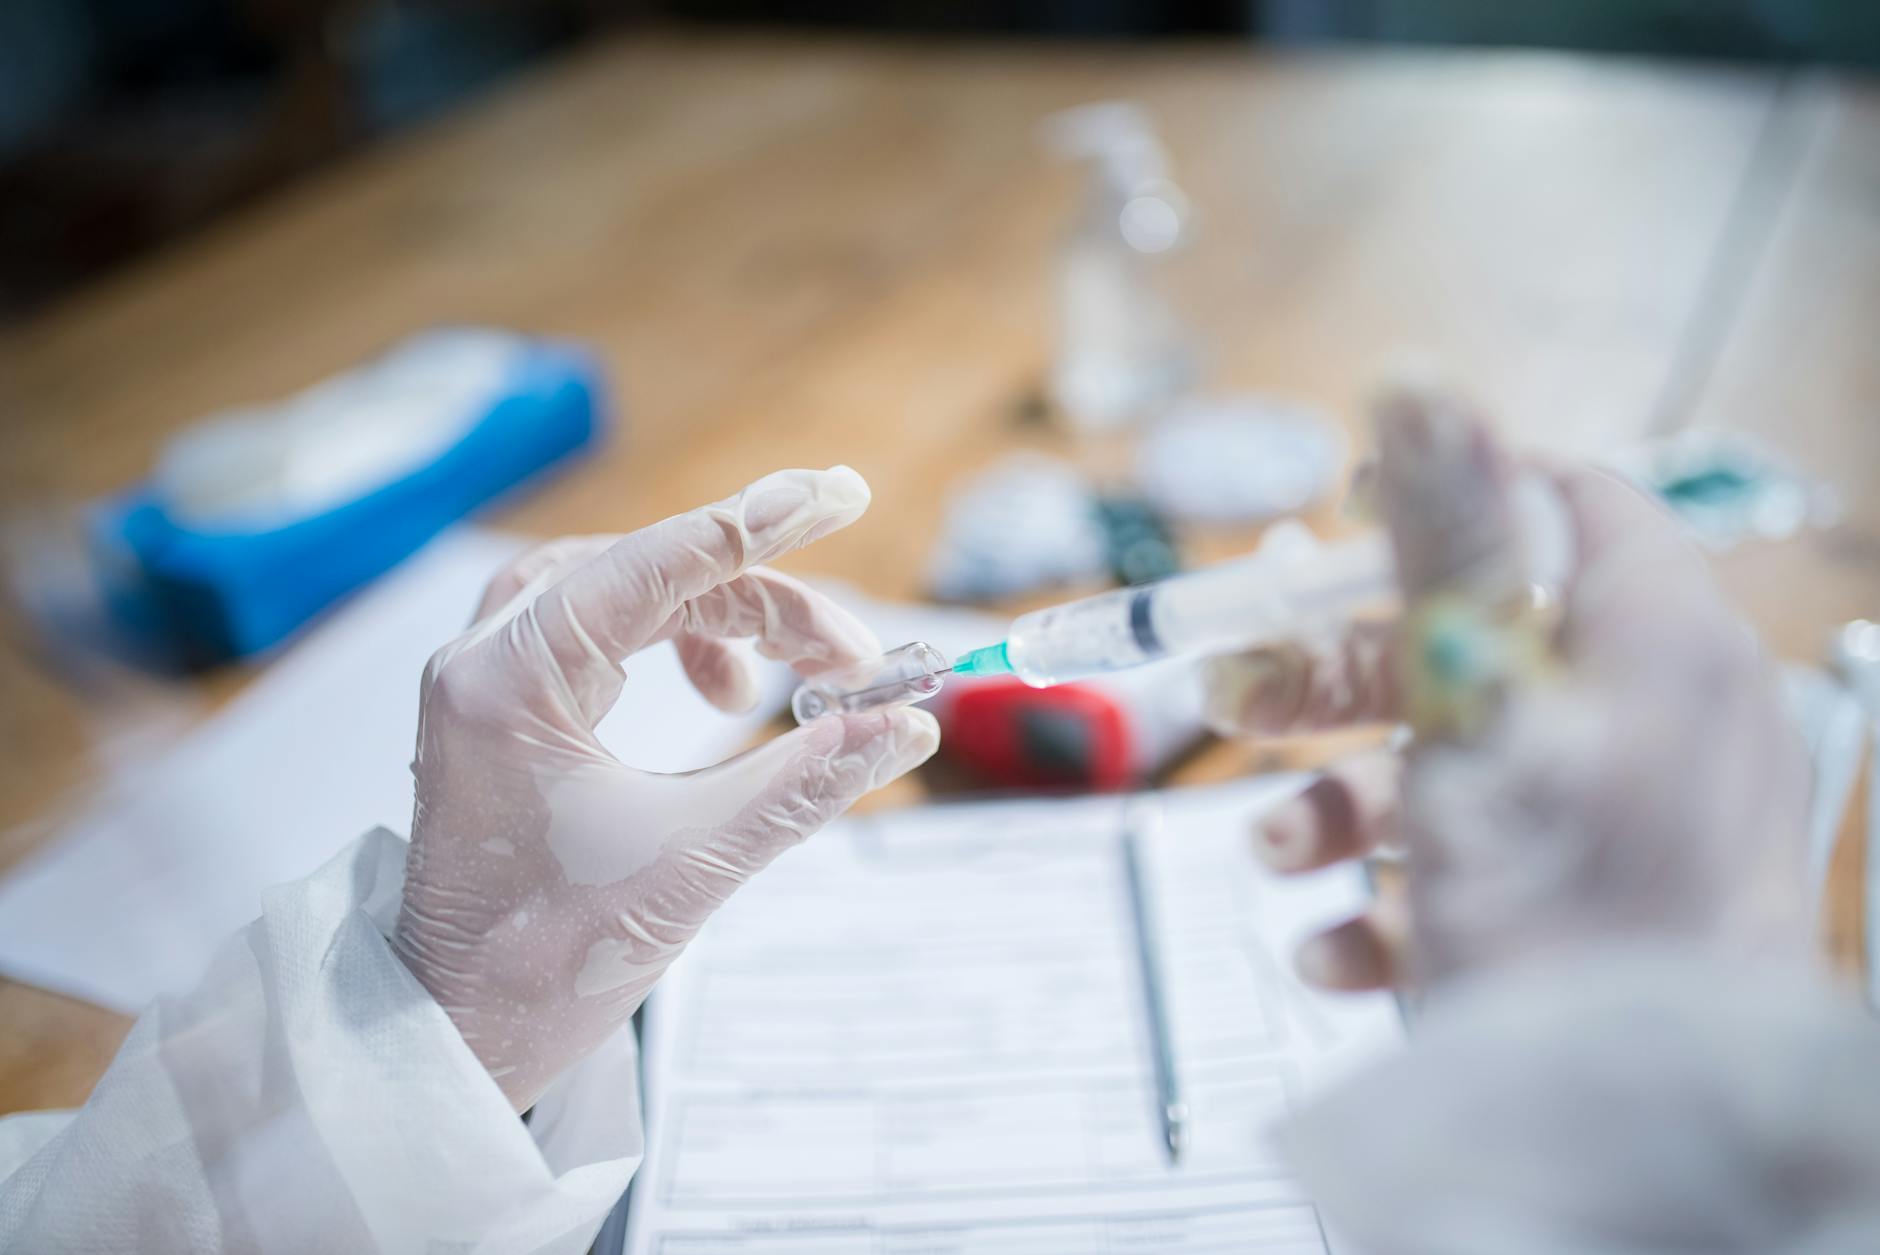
[{"xmin": 791, "ymin": 641, "xmax": 949, "ymax": 723}]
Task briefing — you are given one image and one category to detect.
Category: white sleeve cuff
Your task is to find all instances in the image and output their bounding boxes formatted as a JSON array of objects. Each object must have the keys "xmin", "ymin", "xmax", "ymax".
[{"xmin": 0, "ymin": 828, "xmax": 642, "ymax": 1255}]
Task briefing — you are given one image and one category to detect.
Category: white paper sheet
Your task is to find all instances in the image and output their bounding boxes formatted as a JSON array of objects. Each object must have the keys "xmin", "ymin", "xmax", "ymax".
[
  {"xmin": 0, "ymin": 527, "xmax": 793, "ymax": 1013},
  {"xmin": 621, "ymin": 779, "xmax": 1403, "ymax": 1255}
]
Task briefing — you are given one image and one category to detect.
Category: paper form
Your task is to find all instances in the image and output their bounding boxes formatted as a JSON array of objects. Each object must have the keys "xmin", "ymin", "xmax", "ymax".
[{"xmin": 620, "ymin": 779, "xmax": 1402, "ymax": 1255}]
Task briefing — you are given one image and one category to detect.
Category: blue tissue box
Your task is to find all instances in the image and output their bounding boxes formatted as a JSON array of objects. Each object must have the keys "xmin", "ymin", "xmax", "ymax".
[{"xmin": 89, "ymin": 331, "xmax": 605, "ymax": 666}]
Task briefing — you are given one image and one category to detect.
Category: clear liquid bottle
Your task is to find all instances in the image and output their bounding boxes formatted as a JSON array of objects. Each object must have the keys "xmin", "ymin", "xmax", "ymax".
[{"xmin": 1042, "ymin": 102, "xmax": 1198, "ymax": 436}]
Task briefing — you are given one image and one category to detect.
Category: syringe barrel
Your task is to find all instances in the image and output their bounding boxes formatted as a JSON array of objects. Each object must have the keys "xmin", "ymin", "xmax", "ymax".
[
  {"xmin": 1004, "ymin": 586, "xmax": 1155, "ymax": 686},
  {"xmin": 1003, "ymin": 533, "xmax": 1394, "ymax": 687}
]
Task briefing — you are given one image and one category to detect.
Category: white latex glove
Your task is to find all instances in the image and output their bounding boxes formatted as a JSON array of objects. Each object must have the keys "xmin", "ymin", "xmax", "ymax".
[
  {"xmin": 1205, "ymin": 386, "xmax": 1878, "ymax": 1254},
  {"xmin": 1204, "ymin": 383, "xmax": 1810, "ymax": 990},
  {"xmin": 395, "ymin": 467, "xmax": 940, "ymax": 1109}
]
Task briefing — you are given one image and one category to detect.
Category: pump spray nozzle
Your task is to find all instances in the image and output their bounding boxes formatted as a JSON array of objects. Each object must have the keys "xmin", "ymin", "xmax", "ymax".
[{"xmin": 1040, "ymin": 102, "xmax": 1188, "ymax": 251}]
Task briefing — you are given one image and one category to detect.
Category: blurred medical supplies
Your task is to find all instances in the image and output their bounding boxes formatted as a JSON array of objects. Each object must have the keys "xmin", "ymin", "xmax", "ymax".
[
  {"xmin": 927, "ymin": 395, "xmax": 1342, "ymax": 607},
  {"xmin": 1620, "ymin": 429, "xmax": 1839, "ymax": 550},
  {"xmin": 927, "ymin": 454, "xmax": 1182, "ymax": 604},
  {"xmin": 0, "ymin": 528, "xmax": 793, "ymax": 1013},
  {"xmin": 1042, "ymin": 102, "xmax": 1197, "ymax": 432},
  {"xmin": 87, "ymin": 328, "xmax": 604, "ymax": 665},
  {"xmin": 822, "ymin": 594, "xmax": 1206, "ymax": 791},
  {"xmin": 927, "ymin": 454, "xmax": 1112, "ymax": 601},
  {"xmin": 1136, "ymin": 396, "xmax": 1347, "ymax": 524},
  {"xmin": 611, "ymin": 781, "xmax": 1402, "ymax": 1255},
  {"xmin": 1096, "ymin": 492, "xmax": 1182, "ymax": 585},
  {"xmin": 937, "ymin": 663, "xmax": 1205, "ymax": 791}
]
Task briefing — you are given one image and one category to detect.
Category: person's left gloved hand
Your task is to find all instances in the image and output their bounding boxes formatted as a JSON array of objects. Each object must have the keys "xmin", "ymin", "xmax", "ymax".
[
  {"xmin": 395, "ymin": 467, "xmax": 940, "ymax": 1111},
  {"xmin": 1198, "ymin": 391, "xmax": 1880, "ymax": 1255},
  {"xmin": 1201, "ymin": 386, "xmax": 1808, "ymax": 992}
]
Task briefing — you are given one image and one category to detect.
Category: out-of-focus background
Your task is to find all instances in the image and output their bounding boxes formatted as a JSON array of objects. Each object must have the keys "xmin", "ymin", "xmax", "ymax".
[
  {"xmin": 6, "ymin": 1, "xmax": 1880, "ymax": 311},
  {"xmin": 1, "ymin": 0, "xmax": 1877, "ymax": 1127}
]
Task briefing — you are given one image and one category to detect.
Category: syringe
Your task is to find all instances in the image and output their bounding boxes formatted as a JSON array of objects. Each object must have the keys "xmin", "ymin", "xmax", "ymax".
[
  {"xmin": 950, "ymin": 531, "xmax": 1394, "ymax": 687},
  {"xmin": 789, "ymin": 484, "xmax": 1569, "ymax": 722},
  {"xmin": 789, "ymin": 534, "xmax": 1394, "ymax": 723}
]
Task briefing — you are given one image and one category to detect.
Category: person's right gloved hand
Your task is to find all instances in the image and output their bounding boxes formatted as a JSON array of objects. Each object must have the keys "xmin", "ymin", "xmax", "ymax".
[
  {"xmin": 394, "ymin": 468, "xmax": 940, "ymax": 1111},
  {"xmin": 1203, "ymin": 383, "xmax": 1810, "ymax": 991}
]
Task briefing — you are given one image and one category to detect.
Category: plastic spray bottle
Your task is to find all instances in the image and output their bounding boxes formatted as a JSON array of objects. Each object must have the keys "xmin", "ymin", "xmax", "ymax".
[{"xmin": 1041, "ymin": 102, "xmax": 1197, "ymax": 434}]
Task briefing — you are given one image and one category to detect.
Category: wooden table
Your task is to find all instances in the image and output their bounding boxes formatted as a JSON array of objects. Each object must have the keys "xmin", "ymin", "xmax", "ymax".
[{"xmin": 3, "ymin": 31, "xmax": 1876, "ymax": 1114}]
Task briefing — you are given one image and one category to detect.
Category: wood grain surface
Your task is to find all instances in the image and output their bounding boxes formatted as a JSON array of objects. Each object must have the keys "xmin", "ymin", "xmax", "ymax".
[{"xmin": 1, "ymin": 32, "xmax": 1874, "ymax": 1114}]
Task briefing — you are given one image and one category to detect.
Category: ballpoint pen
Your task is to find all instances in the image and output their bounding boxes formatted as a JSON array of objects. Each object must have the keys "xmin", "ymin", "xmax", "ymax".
[{"xmin": 1122, "ymin": 803, "xmax": 1186, "ymax": 1164}]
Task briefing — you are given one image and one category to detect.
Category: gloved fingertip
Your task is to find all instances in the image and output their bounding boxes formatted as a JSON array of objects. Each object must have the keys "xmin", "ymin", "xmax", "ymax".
[
  {"xmin": 1295, "ymin": 917, "xmax": 1394, "ymax": 991},
  {"xmin": 1370, "ymin": 375, "xmax": 1526, "ymax": 607},
  {"xmin": 734, "ymin": 467, "xmax": 872, "ymax": 557},
  {"xmin": 821, "ymin": 464, "xmax": 871, "ymax": 506},
  {"xmin": 794, "ymin": 467, "xmax": 871, "ymax": 545},
  {"xmin": 705, "ymin": 656, "xmax": 765, "ymax": 714},
  {"xmin": 707, "ymin": 674, "xmax": 762, "ymax": 715},
  {"xmin": 1372, "ymin": 380, "xmax": 1484, "ymax": 477},
  {"xmin": 823, "ymin": 463, "xmax": 865, "ymax": 490},
  {"xmin": 1202, "ymin": 648, "xmax": 1301, "ymax": 736},
  {"xmin": 1368, "ymin": 355, "xmax": 1454, "ymax": 438},
  {"xmin": 1254, "ymin": 792, "xmax": 1318, "ymax": 871},
  {"xmin": 878, "ymin": 705, "xmax": 942, "ymax": 778},
  {"xmin": 678, "ymin": 634, "xmax": 764, "ymax": 714},
  {"xmin": 899, "ymin": 705, "xmax": 942, "ymax": 751},
  {"xmin": 1294, "ymin": 933, "xmax": 1344, "ymax": 988}
]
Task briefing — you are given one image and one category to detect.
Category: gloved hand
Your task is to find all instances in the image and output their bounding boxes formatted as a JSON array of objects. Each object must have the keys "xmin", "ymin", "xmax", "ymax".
[
  {"xmin": 1204, "ymin": 384, "xmax": 1810, "ymax": 991},
  {"xmin": 395, "ymin": 467, "xmax": 940, "ymax": 1110}
]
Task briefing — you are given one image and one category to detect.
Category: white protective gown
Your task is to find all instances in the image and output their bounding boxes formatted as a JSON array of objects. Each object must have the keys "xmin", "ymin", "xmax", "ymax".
[{"xmin": 0, "ymin": 831, "xmax": 639, "ymax": 1254}]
